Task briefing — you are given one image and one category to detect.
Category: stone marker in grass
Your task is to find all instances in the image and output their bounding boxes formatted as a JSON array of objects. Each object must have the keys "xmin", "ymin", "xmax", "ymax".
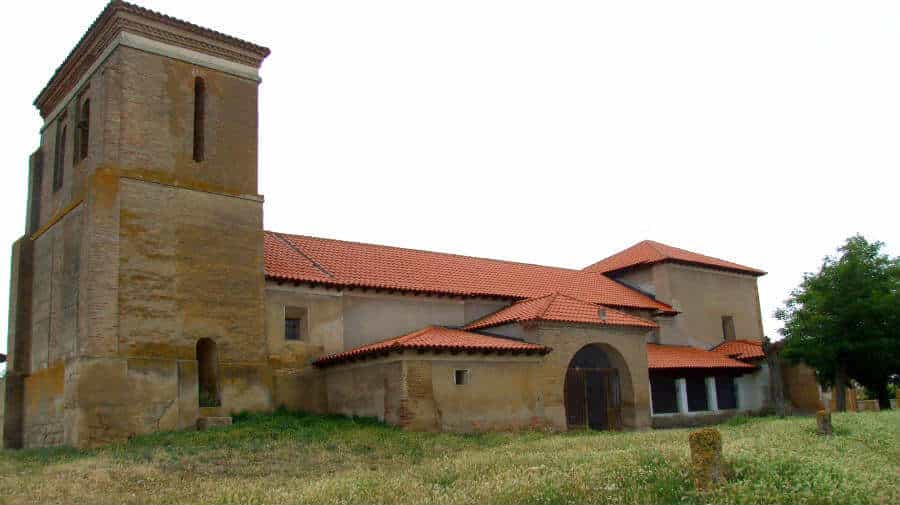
[
  {"xmin": 689, "ymin": 428, "xmax": 723, "ymax": 490},
  {"xmin": 816, "ymin": 410, "xmax": 833, "ymax": 436}
]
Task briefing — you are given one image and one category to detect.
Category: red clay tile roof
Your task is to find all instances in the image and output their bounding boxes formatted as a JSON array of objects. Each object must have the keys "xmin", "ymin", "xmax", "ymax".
[
  {"xmin": 710, "ymin": 339, "xmax": 766, "ymax": 361},
  {"xmin": 265, "ymin": 232, "xmax": 676, "ymax": 314},
  {"xmin": 647, "ymin": 344, "xmax": 756, "ymax": 370},
  {"xmin": 584, "ymin": 240, "xmax": 766, "ymax": 276},
  {"xmin": 313, "ymin": 326, "xmax": 551, "ymax": 367},
  {"xmin": 464, "ymin": 293, "xmax": 657, "ymax": 330}
]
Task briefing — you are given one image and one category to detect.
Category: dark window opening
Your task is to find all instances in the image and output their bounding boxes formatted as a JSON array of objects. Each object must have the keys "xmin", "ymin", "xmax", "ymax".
[
  {"xmin": 285, "ymin": 318, "xmax": 301, "ymax": 341},
  {"xmin": 77, "ymin": 99, "xmax": 90, "ymax": 161},
  {"xmin": 686, "ymin": 376, "xmax": 709, "ymax": 412},
  {"xmin": 454, "ymin": 369, "xmax": 470, "ymax": 386},
  {"xmin": 197, "ymin": 338, "xmax": 221, "ymax": 408},
  {"xmin": 284, "ymin": 306, "xmax": 308, "ymax": 341},
  {"xmin": 722, "ymin": 316, "xmax": 736, "ymax": 340},
  {"xmin": 650, "ymin": 375, "xmax": 678, "ymax": 414},
  {"xmin": 193, "ymin": 77, "xmax": 205, "ymax": 162},
  {"xmin": 53, "ymin": 118, "xmax": 67, "ymax": 192},
  {"xmin": 716, "ymin": 375, "xmax": 738, "ymax": 410}
]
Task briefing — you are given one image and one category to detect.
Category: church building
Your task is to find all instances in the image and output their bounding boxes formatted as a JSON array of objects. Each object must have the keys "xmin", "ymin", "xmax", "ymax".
[{"xmin": 2, "ymin": 1, "xmax": 820, "ymax": 449}]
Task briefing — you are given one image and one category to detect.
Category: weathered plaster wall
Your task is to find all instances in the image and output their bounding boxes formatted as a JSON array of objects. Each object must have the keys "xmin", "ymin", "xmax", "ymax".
[
  {"xmin": 614, "ymin": 263, "xmax": 764, "ymax": 348},
  {"xmin": 324, "ymin": 359, "xmax": 404, "ymax": 425},
  {"xmin": 264, "ymin": 283, "xmax": 509, "ymax": 354},
  {"xmin": 736, "ymin": 364, "xmax": 770, "ymax": 412},
  {"xmin": 427, "ymin": 357, "xmax": 548, "ymax": 431},
  {"xmin": 264, "ymin": 286, "xmax": 344, "ymax": 361},
  {"xmin": 341, "ymin": 293, "xmax": 507, "ymax": 350}
]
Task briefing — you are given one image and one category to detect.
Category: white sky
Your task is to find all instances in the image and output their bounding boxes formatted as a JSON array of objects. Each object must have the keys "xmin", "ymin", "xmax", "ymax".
[{"xmin": 2, "ymin": 1, "xmax": 899, "ymax": 366}]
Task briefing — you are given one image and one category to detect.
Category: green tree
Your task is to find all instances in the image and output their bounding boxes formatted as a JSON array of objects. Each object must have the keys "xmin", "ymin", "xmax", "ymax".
[{"xmin": 775, "ymin": 235, "xmax": 900, "ymax": 410}]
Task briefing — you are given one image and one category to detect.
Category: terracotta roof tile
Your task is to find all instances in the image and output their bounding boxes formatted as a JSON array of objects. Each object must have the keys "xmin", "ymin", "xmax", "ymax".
[
  {"xmin": 464, "ymin": 293, "xmax": 657, "ymax": 330},
  {"xmin": 710, "ymin": 339, "xmax": 766, "ymax": 361},
  {"xmin": 265, "ymin": 232, "xmax": 675, "ymax": 313},
  {"xmin": 647, "ymin": 344, "xmax": 755, "ymax": 370},
  {"xmin": 313, "ymin": 326, "xmax": 550, "ymax": 367},
  {"xmin": 584, "ymin": 240, "xmax": 765, "ymax": 276}
]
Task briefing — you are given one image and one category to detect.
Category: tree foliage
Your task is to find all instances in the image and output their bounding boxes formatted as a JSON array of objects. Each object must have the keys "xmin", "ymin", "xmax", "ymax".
[{"xmin": 776, "ymin": 235, "xmax": 900, "ymax": 407}]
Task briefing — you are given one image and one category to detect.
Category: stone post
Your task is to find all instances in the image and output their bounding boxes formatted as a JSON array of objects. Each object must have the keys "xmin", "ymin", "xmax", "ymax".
[
  {"xmin": 689, "ymin": 428, "xmax": 724, "ymax": 490},
  {"xmin": 676, "ymin": 378, "xmax": 689, "ymax": 415},
  {"xmin": 705, "ymin": 377, "xmax": 719, "ymax": 412},
  {"xmin": 816, "ymin": 410, "xmax": 832, "ymax": 436}
]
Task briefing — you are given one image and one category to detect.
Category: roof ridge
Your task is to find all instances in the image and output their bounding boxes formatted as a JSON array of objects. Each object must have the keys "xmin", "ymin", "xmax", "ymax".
[
  {"xmin": 268, "ymin": 230, "xmax": 586, "ymax": 273},
  {"xmin": 534, "ymin": 293, "xmax": 559, "ymax": 320},
  {"xmin": 641, "ymin": 240, "xmax": 669, "ymax": 259},
  {"xmin": 272, "ymin": 232, "xmax": 336, "ymax": 280}
]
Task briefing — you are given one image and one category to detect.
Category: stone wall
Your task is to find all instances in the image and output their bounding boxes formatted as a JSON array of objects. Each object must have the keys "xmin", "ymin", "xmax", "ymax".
[
  {"xmin": 324, "ymin": 359, "xmax": 404, "ymax": 424},
  {"xmin": 320, "ymin": 320, "xmax": 654, "ymax": 434},
  {"xmin": 8, "ymin": 35, "xmax": 270, "ymax": 448},
  {"xmin": 526, "ymin": 322, "xmax": 653, "ymax": 431},
  {"xmin": 781, "ymin": 362, "xmax": 823, "ymax": 413},
  {"xmin": 613, "ymin": 263, "xmax": 764, "ymax": 348},
  {"xmin": 323, "ymin": 354, "xmax": 549, "ymax": 432},
  {"xmin": 651, "ymin": 410, "xmax": 742, "ymax": 429}
]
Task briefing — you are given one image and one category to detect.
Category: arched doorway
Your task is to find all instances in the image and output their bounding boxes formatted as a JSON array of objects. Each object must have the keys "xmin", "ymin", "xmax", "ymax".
[
  {"xmin": 564, "ymin": 344, "xmax": 622, "ymax": 430},
  {"xmin": 197, "ymin": 338, "xmax": 221, "ymax": 407}
]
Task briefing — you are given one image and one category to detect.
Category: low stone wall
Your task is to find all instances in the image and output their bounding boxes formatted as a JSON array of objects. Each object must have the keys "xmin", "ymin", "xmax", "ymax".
[{"xmin": 651, "ymin": 410, "xmax": 744, "ymax": 429}]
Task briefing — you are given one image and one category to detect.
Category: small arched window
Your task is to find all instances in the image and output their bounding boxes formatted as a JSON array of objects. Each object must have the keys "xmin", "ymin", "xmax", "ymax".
[
  {"xmin": 77, "ymin": 99, "xmax": 90, "ymax": 161},
  {"xmin": 192, "ymin": 77, "xmax": 205, "ymax": 162}
]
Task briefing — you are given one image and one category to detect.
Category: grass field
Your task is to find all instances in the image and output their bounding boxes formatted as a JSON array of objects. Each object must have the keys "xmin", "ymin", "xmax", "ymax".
[{"xmin": 0, "ymin": 410, "xmax": 897, "ymax": 505}]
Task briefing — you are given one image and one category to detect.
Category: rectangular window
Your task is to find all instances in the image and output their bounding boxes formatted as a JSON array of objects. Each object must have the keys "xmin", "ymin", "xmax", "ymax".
[
  {"xmin": 284, "ymin": 306, "xmax": 308, "ymax": 341},
  {"xmin": 686, "ymin": 376, "xmax": 709, "ymax": 412},
  {"xmin": 650, "ymin": 374, "xmax": 678, "ymax": 414},
  {"xmin": 454, "ymin": 369, "xmax": 470, "ymax": 386},
  {"xmin": 76, "ymin": 96, "xmax": 90, "ymax": 161},
  {"xmin": 721, "ymin": 316, "xmax": 736, "ymax": 340},
  {"xmin": 716, "ymin": 375, "xmax": 738, "ymax": 410},
  {"xmin": 285, "ymin": 318, "xmax": 301, "ymax": 341},
  {"xmin": 193, "ymin": 77, "xmax": 205, "ymax": 162},
  {"xmin": 53, "ymin": 114, "xmax": 67, "ymax": 192}
]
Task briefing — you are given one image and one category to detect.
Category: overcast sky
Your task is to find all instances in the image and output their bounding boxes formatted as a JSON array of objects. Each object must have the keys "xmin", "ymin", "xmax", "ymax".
[{"xmin": 2, "ymin": 1, "xmax": 898, "ymax": 365}]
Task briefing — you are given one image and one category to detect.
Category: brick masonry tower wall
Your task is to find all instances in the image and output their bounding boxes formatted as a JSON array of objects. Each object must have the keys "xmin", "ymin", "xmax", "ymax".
[{"xmin": 4, "ymin": 3, "xmax": 270, "ymax": 448}]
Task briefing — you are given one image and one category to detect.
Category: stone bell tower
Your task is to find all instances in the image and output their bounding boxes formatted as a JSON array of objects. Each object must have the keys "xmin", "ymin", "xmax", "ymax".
[{"xmin": 4, "ymin": 1, "xmax": 270, "ymax": 448}]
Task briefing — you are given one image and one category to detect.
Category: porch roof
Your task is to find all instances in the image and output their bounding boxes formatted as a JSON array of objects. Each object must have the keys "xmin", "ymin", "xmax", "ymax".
[
  {"xmin": 647, "ymin": 344, "xmax": 756, "ymax": 371},
  {"xmin": 710, "ymin": 339, "xmax": 766, "ymax": 361},
  {"xmin": 313, "ymin": 326, "xmax": 550, "ymax": 368}
]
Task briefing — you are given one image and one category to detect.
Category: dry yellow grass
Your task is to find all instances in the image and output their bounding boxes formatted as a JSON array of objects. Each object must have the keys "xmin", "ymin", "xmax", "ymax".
[{"xmin": 1, "ymin": 409, "xmax": 897, "ymax": 504}]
